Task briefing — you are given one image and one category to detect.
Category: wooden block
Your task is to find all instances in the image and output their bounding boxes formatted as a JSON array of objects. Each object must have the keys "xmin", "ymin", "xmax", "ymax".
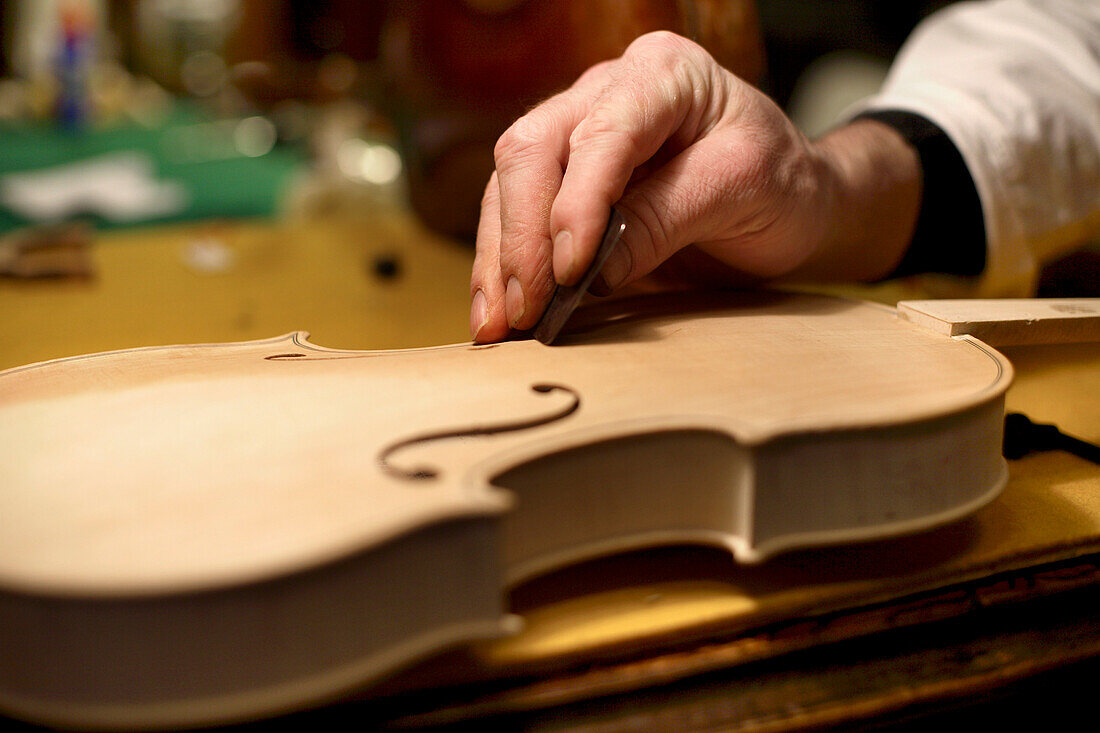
[{"xmin": 897, "ymin": 299, "xmax": 1100, "ymax": 346}]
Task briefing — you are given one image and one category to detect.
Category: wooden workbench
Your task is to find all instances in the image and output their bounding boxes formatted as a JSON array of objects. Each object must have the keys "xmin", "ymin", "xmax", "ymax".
[{"xmin": 0, "ymin": 211, "xmax": 474, "ymax": 371}]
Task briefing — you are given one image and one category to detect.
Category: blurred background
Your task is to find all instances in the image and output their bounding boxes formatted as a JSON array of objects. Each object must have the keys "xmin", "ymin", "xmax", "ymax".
[{"xmin": 0, "ymin": 0, "xmax": 964, "ymax": 365}]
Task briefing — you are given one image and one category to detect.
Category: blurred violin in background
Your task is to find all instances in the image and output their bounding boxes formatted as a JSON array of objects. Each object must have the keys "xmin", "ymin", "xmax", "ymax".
[
  {"xmin": 225, "ymin": 0, "xmax": 764, "ymax": 239},
  {"xmin": 378, "ymin": 0, "xmax": 763, "ymax": 238}
]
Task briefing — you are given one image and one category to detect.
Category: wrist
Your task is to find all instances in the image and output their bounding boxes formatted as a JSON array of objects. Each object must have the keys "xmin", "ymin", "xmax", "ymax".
[{"xmin": 796, "ymin": 119, "xmax": 922, "ymax": 281}]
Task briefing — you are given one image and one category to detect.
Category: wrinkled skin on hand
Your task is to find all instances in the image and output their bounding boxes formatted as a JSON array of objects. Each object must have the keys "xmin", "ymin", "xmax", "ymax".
[{"xmin": 469, "ymin": 31, "xmax": 920, "ymax": 343}]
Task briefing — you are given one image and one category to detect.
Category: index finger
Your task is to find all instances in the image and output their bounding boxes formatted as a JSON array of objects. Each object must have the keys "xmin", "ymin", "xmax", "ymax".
[{"xmin": 489, "ymin": 63, "xmax": 617, "ymax": 332}]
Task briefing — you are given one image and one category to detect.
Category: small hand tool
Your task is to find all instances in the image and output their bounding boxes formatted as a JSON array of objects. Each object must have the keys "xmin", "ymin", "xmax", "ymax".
[{"xmin": 533, "ymin": 209, "xmax": 625, "ymax": 344}]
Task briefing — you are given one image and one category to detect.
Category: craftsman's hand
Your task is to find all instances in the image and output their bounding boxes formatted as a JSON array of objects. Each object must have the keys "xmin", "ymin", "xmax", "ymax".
[{"xmin": 470, "ymin": 31, "xmax": 922, "ymax": 342}]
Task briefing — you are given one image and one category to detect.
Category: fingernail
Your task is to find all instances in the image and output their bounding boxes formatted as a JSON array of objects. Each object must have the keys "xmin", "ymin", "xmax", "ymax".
[
  {"xmin": 470, "ymin": 288, "xmax": 488, "ymax": 340},
  {"xmin": 552, "ymin": 229, "xmax": 575, "ymax": 283},
  {"xmin": 599, "ymin": 247, "xmax": 632, "ymax": 290},
  {"xmin": 505, "ymin": 276, "xmax": 526, "ymax": 328}
]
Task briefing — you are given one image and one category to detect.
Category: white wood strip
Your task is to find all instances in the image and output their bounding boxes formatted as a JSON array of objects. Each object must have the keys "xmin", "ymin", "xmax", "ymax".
[{"xmin": 897, "ymin": 299, "xmax": 1100, "ymax": 346}]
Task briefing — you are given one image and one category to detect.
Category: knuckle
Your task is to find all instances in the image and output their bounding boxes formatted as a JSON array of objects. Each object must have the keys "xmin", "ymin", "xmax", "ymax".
[
  {"xmin": 493, "ymin": 128, "xmax": 523, "ymax": 166},
  {"xmin": 626, "ymin": 31, "xmax": 709, "ymax": 77},
  {"xmin": 569, "ymin": 111, "xmax": 646, "ymax": 160},
  {"xmin": 627, "ymin": 30, "xmax": 695, "ymax": 58},
  {"xmin": 575, "ymin": 59, "xmax": 613, "ymax": 88},
  {"xmin": 625, "ymin": 31, "xmax": 711, "ymax": 92},
  {"xmin": 494, "ymin": 114, "xmax": 549, "ymax": 167},
  {"xmin": 497, "ymin": 243, "xmax": 553, "ymax": 287},
  {"xmin": 497, "ymin": 215, "xmax": 550, "ymax": 256}
]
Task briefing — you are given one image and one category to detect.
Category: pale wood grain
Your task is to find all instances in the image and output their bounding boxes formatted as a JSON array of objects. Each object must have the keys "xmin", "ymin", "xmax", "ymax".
[
  {"xmin": 0, "ymin": 291, "xmax": 1010, "ymax": 593},
  {"xmin": 897, "ymin": 298, "xmax": 1100, "ymax": 346}
]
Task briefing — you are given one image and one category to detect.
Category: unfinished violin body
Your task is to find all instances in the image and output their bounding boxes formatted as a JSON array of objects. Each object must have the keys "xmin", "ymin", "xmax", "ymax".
[{"xmin": 0, "ymin": 290, "xmax": 1013, "ymax": 729}]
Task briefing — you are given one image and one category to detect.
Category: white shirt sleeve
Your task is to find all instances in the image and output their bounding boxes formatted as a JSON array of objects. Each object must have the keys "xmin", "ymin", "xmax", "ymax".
[{"xmin": 855, "ymin": 0, "xmax": 1100, "ymax": 296}]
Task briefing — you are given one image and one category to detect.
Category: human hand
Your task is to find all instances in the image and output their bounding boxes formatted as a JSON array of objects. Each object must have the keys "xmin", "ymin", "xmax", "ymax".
[{"xmin": 470, "ymin": 31, "xmax": 921, "ymax": 342}]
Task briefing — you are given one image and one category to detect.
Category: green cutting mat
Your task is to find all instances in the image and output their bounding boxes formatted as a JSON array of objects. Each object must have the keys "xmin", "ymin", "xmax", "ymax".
[{"xmin": 0, "ymin": 104, "xmax": 304, "ymax": 234}]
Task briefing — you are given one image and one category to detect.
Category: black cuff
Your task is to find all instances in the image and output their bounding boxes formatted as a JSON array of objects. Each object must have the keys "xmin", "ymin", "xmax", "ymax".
[{"xmin": 856, "ymin": 110, "xmax": 986, "ymax": 279}]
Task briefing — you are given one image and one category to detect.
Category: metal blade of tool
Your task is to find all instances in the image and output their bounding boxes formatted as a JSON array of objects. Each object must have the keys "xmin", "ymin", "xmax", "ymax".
[{"xmin": 533, "ymin": 209, "xmax": 626, "ymax": 344}]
